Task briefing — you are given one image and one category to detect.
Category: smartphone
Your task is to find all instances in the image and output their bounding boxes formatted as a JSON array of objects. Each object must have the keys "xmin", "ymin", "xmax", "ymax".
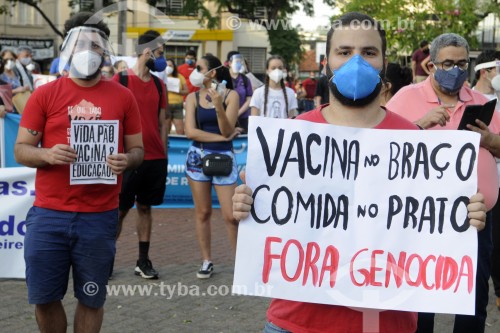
[{"xmin": 457, "ymin": 99, "xmax": 497, "ymax": 130}]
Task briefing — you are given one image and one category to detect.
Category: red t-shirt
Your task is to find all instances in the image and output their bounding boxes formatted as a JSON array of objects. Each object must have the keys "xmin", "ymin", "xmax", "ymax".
[
  {"xmin": 112, "ymin": 69, "xmax": 167, "ymax": 160},
  {"xmin": 412, "ymin": 49, "xmax": 429, "ymax": 77},
  {"xmin": 20, "ymin": 77, "xmax": 142, "ymax": 212},
  {"xmin": 178, "ymin": 63, "xmax": 199, "ymax": 96},
  {"xmin": 266, "ymin": 105, "xmax": 418, "ymax": 333},
  {"xmin": 302, "ymin": 77, "xmax": 318, "ymax": 99}
]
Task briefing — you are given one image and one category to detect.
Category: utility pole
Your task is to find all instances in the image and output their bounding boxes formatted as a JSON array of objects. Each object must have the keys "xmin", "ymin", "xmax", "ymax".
[
  {"xmin": 118, "ymin": 0, "xmax": 127, "ymax": 55},
  {"xmin": 94, "ymin": 0, "xmax": 103, "ymax": 10}
]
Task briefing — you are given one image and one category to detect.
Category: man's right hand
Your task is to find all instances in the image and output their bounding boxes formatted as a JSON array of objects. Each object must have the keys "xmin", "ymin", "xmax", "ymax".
[
  {"xmin": 44, "ymin": 144, "xmax": 77, "ymax": 165},
  {"xmin": 415, "ymin": 105, "xmax": 453, "ymax": 129}
]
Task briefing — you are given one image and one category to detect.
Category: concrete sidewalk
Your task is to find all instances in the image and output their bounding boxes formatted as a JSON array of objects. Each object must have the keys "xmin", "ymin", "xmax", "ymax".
[{"xmin": 1, "ymin": 208, "xmax": 500, "ymax": 332}]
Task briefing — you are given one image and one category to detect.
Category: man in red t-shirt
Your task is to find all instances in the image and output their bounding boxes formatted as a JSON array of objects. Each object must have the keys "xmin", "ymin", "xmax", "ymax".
[
  {"xmin": 177, "ymin": 49, "xmax": 199, "ymax": 97},
  {"xmin": 15, "ymin": 13, "xmax": 144, "ymax": 332},
  {"xmin": 113, "ymin": 33, "xmax": 168, "ymax": 280},
  {"xmin": 411, "ymin": 40, "xmax": 430, "ymax": 83},
  {"xmin": 301, "ymin": 71, "xmax": 318, "ymax": 112},
  {"xmin": 232, "ymin": 12, "xmax": 487, "ymax": 333}
]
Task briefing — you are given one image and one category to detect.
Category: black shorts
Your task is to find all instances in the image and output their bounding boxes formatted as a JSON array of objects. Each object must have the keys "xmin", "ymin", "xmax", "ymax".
[{"xmin": 119, "ymin": 159, "xmax": 168, "ymax": 210}]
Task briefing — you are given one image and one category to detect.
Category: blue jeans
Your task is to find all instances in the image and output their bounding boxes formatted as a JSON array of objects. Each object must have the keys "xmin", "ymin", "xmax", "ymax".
[
  {"xmin": 415, "ymin": 211, "xmax": 493, "ymax": 333},
  {"xmin": 263, "ymin": 322, "xmax": 292, "ymax": 333}
]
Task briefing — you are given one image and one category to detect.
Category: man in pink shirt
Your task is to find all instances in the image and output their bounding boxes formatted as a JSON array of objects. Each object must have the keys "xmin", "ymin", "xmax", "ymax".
[{"xmin": 387, "ymin": 33, "xmax": 500, "ymax": 333}]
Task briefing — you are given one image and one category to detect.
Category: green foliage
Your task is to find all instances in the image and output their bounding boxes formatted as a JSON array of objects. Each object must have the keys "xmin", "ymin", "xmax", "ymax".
[
  {"xmin": 268, "ymin": 24, "xmax": 303, "ymax": 70},
  {"xmin": 183, "ymin": 0, "xmax": 335, "ymax": 69},
  {"xmin": 337, "ymin": 0, "xmax": 499, "ymax": 58}
]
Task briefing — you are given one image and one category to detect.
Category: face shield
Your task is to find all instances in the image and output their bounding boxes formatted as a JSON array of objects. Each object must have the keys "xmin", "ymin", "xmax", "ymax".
[
  {"xmin": 230, "ymin": 54, "xmax": 245, "ymax": 74},
  {"xmin": 475, "ymin": 60, "xmax": 500, "ymax": 92},
  {"xmin": 59, "ymin": 26, "xmax": 114, "ymax": 80},
  {"xmin": 490, "ymin": 61, "xmax": 500, "ymax": 96}
]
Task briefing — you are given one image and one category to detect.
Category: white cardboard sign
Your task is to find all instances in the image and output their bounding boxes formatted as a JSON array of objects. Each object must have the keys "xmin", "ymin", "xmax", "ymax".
[
  {"xmin": 233, "ymin": 117, "xmax": 480, "ymax": 315},
  {"xmin": 70, "ymin": 120, "xmax": 118, "ymax": 185}
]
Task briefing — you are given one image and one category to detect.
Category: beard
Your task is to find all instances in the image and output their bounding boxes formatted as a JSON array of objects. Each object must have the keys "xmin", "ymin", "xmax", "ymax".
[{"xmin": 328, "ymin": 79, "xmax": 383, "ymax": 107}]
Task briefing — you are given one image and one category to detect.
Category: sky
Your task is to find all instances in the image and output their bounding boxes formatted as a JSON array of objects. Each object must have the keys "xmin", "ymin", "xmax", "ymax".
[{"xmin": 291, "ymin": 0, "xmax": 338, "ymax": 31}]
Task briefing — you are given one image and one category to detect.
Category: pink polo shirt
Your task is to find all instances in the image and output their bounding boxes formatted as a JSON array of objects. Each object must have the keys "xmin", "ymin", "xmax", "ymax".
[{"xmin": 387, "ymin": 77, "xmax": 500, "ymax": 210}]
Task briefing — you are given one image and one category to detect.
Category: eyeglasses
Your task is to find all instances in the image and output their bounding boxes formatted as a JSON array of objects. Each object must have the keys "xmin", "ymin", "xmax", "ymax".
[{"xmin": 433, "ymin": 60, "xmax": 469, "ymax": 71}]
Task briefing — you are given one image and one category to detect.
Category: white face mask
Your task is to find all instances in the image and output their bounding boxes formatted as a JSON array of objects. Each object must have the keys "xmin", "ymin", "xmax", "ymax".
[
  {"xmin": 492, "ymin": 75, "xmax": 500, "ymax": 92},
  {"xmin": 26, "ymin": 63, "xmax": 35, "ymax": 72},
  {"xmin": 165, "ymin": 66, "xmax": 174, "ymax": 75},
  {"xmin": 268, "ymin": 69, "xmax": 283, "ymax": 84},
  {"xmin": 189, "ymin": 69, "xmax": 207, "ymax": 87},
  {"xmin": 4, "ymin": 60, "xmax": 14, "ymax": 70},
  {"xmin": 72, "ymin": 50, "xmax": 102, "ymax": 77}
]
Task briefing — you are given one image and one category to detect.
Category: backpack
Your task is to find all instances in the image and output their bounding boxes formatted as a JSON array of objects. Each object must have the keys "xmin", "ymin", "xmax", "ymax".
[{"xmin": 119, "ymin": 71, "xmax": 163, "ymax": 115}]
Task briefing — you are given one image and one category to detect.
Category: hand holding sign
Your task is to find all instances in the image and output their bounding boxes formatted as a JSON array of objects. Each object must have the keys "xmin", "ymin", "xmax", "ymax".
[
  {"xmin": 44, "ymin": 144, "xmax": 77, "ymax": 165},
  {"xmin": 106, "ymin": 153, "xmax": 128, "ymax": 175},
  {"xmin": 233, "ymin": 117, "xmax": 486, "ymax": 315}
]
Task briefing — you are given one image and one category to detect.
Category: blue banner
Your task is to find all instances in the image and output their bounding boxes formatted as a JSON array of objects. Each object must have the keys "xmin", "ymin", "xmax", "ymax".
[
  {"xmin": 4, "ymin": 113, "xmax": 22, "ymax": 168},
  {"xmin": 1, "ymin": 117, "xmax": 248, "ymax": 208},
  {"xmin": 162, "ymin": 135, "xmax": 247, "ymax": 208}
]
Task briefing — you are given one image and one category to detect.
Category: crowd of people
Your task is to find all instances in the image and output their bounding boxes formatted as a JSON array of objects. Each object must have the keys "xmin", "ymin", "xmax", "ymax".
[{"xmin": 1, "ymin": 7, "xmax": 500, "ymax": 333}]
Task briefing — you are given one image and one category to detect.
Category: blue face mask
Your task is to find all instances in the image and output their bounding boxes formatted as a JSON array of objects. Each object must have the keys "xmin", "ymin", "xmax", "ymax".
[
  {"xmin": 146, "ymin": 56, "xmax": 167, "ymax": 72},
  {"xmin": 186, "ymin": 58, "xmax": 195, "ymax": 66},
  {"xmin": 434, "ymin": 67, "xmax": 468, "ymax": 93},
  {"xmin": 332, "ymin": 54, "xmax": 381, "ymax": 100}
]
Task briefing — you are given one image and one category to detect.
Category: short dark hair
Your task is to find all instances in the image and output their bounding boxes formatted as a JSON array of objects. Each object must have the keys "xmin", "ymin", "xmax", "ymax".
[
  {"xmin": 63, "ymin": 12, "xmax": 110, "ymax": 38},
  {"xmin": 385, "ymin": 62, "xmax": 413, "ymax": 96},
  {"xmin": 143, "ymin": 29, "xmax": 161, "ymax": 37},
  {"xmin": 474, "ymin": 49, "xmax": 500, "ymax": 80},
  {"xmin": 227, "ymin": 51, "xmax": 239, "ymax": 62},
  {"xmin": 420, "ymin": 40, "xmax": 429, "ymax": 48},
  {"xmin": 136, "ymin": 33, "xmax": 165, "ymax": 55},
  {"xmin": 185, "ymin": 50, "xmax": 197, "ymax": 58},
  {"xmin": 326, "ymin": 12, "xmax": 386, "ymax": 77}
]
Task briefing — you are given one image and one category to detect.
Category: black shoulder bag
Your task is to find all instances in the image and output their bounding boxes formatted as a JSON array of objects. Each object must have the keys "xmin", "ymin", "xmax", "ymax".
[{"xmin": 195, "ymin": 91, "xmax": 233, "ymax": 176}]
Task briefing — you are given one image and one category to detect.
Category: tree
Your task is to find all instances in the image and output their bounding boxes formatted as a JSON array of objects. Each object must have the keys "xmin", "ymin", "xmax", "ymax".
[
  {"xmin": 1, "ymin": 0, "xmax": 115, "ymax": 39},
  {"xmin": 183, "ymin": 0, "xmax": 335, "ymax": 70},
  {"xmin": 336, "ymin": 0, "xmax": 500, "ymax": 59},
  {"xmin": 0, "ymin": 0, "xmax": 64, "ymax": 38}
]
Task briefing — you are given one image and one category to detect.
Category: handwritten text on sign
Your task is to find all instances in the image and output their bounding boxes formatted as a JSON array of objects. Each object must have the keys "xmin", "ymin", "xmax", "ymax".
[
  {"xmin": 233, "ymin": 117, "xmax": 480, "ymax": 315},
  {"xmin": 70, "ymin": 120, "xmax": 118, "ymax": 185}
]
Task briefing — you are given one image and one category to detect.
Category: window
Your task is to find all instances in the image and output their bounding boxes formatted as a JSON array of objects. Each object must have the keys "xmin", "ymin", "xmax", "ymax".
[
  {"xmin": 164, "ymin": 45, "xmax": 199, "ymax": 66},
  {"xmin": 9, "ymin": 2, "xmax": 43, "ymax": 26},
  {"xmin": 238, "ymin": 47, "xmax": 267, "ymax": 74},
  {"xmin": 157, "ymin": 0, "xmax": 196, "ymax": 16}
]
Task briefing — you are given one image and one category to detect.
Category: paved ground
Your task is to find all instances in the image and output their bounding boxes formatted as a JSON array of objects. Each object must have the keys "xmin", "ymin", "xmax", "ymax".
[{"xmin": 1, "ymin": 208, "xmax": 500, "ymax": 332}]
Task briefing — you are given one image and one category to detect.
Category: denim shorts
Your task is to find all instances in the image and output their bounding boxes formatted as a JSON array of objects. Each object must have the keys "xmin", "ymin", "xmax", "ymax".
[
  {"xmin": 24, "ymin": 206, "xmax": 118, "ymax": 308},
  {"xmin": 185, "ymin": 146, "xmax": 238, "ymax": 186},
  {"xmin": 263, "ymin": 322, "xmax": 292, "ymax": 333}
]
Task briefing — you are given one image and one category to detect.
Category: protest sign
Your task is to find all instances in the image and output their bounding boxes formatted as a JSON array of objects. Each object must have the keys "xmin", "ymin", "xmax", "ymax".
[
  {"xmin": 0, "ymin": 167, "xmax": 36, "ymax": 278},
  {"xmin": 32, "ymin": 74, "xmax": 57, "ymax": 90},
  {"xmin": 70, "ymin": 120, "xmax": 118, "ymax": 185},
  {"xmin": 233, "ymin": 117, "xmax": 480, "ymax": 315}
]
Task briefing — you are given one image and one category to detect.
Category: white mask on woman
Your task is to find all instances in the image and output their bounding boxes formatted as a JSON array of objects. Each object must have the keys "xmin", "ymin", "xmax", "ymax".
[
  {"xmin": 4, "ymin": 60, "xmax": 15, "ymax": 71},
  {"xmin": 165, "ymin": 66, "xmax": 174, "ymax": 75},
  {"xmin": 268, "ymin": 69, "xmax": 284, "ymax": 84},
  {"xmin": 189, "ymin": 69, "xmax": 207, "ymax": 87}
]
